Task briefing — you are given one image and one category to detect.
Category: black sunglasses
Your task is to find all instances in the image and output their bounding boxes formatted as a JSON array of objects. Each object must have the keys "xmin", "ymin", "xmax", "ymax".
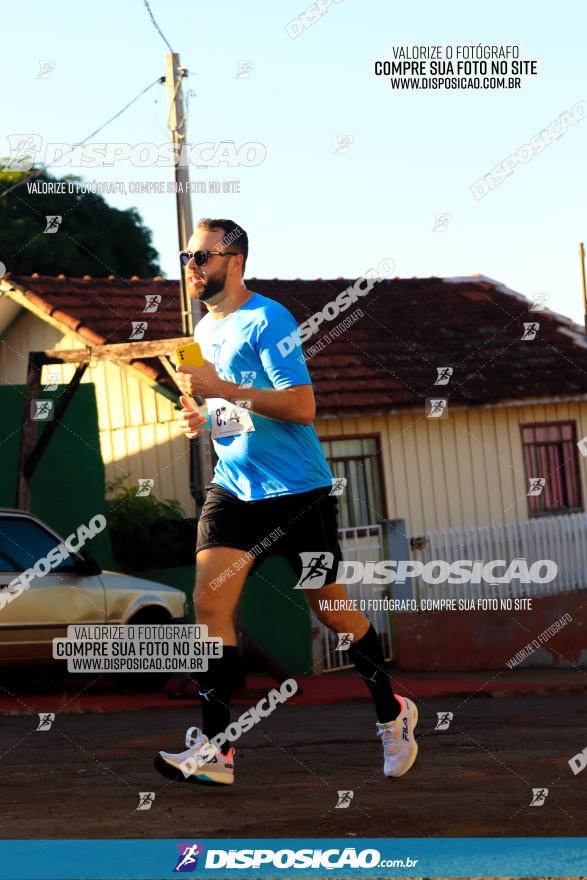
[{"xmin": 179, "ymin": 249, "xmax": 238, "ymax": 268}]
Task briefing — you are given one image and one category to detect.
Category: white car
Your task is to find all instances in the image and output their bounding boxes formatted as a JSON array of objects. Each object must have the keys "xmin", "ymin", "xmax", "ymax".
[{"xmin": 0, "ymin": 509, "xmax": 188, "ymax": 674}]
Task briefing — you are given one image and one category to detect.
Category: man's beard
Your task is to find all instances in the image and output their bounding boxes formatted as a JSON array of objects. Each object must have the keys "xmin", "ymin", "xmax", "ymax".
[{"xmin": 195, "ymin": 266, "xmax": 229, "ymax": 302}]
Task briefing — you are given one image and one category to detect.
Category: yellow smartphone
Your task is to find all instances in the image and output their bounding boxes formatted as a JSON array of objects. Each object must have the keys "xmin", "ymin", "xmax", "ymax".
[{"xmin": 175, "ymin": 342, "xmax": 204, "ymax": 369}]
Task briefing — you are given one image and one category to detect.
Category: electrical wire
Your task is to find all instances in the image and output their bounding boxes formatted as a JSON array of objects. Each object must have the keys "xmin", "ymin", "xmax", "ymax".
[
  {"xmin": 142, "ymin": 0, "xmax": 174, "ymax": 53},
  {"xmin": 1, "ymin": 0, "xmax": 181, "ymax": 199},
  {"xmin": 142, "ymin": 0, "xmax": 187, "ymax": 133},
  {"xmin": 0, "ymin": 77, "xmax": 164, "ymax": 200}
]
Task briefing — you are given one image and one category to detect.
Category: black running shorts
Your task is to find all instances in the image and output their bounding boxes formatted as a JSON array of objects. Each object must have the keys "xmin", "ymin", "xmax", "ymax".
[{"xmin": 196, "ymin": 483, "xmax": 343, "ymax": 585}]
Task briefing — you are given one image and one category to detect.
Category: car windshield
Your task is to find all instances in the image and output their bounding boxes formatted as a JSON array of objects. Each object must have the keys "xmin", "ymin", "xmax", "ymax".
[{"xmin": 0, "ymin": 516, "xmax": 78, "ymax": 574}]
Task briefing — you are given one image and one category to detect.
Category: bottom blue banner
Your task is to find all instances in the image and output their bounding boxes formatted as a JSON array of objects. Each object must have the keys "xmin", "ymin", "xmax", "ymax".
[{"xmin": 0, "ymin": 837, "xmax": 585, "ymax": 879}]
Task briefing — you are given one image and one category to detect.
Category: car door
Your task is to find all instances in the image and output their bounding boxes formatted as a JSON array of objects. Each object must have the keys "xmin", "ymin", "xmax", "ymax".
[{"xmin": 0, "ymin": 514, "xmax": 106, "ymax": 665}]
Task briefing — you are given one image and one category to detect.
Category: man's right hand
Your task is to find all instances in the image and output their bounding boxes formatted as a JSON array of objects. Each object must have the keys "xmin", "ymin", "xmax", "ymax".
[{"xmin": 178, "ymin": 395, "xmax": 207, "ymax": 439}]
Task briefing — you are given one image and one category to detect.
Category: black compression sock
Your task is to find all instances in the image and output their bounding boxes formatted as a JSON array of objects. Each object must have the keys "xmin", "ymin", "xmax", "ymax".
[
  {"xmin": 348, "ymin": 624, "xmax": 401, "ymax": 723},
  {"xmin": 196, "ymin": 645, "xmax": 240, "ymax": 754}
]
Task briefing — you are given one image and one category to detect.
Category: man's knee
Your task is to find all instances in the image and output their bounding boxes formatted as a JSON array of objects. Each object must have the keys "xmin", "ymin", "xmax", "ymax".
[
  {"xmin": 194, "ymin": 586, "xmax": 227, "ymax": 624},
  {"xmin": 314, "ymin": 607, "xmax": 352, "ymax": 632},
  {"xmin": 313, "ymin": 606, "xmax": 369, "ymax": 637}
]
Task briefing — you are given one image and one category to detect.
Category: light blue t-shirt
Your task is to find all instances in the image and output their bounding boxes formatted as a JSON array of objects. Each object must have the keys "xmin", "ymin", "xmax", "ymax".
[{"xmin": 193, "ymin": 292, "xmax": 333, "ymax": 501}]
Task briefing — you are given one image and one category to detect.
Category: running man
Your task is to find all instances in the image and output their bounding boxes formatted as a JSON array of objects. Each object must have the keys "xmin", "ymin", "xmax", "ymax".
[{"xmin": 154, "ymin": 218, "xmax": 418, "ymax": 785}]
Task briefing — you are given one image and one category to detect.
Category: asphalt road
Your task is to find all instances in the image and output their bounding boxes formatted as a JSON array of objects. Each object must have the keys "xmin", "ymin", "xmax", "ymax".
[{"xmin": 2, "ymin": 694, "xmax": 585, "ymax": 840}]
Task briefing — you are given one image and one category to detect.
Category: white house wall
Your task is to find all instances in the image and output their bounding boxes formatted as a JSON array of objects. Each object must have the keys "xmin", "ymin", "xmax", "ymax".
[{"xmin": 0, "ymin": 311, "xmax": 194, "ymax": 515}]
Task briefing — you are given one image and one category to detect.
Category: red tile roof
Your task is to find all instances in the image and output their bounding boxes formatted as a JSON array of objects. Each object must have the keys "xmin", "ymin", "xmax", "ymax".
[{"xmin": 3, "ymin": 273, "xmax": 587, "ymax": 416}]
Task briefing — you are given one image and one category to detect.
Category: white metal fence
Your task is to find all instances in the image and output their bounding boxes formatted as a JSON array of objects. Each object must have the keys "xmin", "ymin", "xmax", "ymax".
[
  {"xmin": 312, "ymin": 524, "xmax": 393, "ymax": 672},
  {"xmin": 412, "ymin": 513, "xmax": 587, "ymax": 601},
  {"xmin": 309, "ymin": 513, "xmax": 587, "ymax": 671}
]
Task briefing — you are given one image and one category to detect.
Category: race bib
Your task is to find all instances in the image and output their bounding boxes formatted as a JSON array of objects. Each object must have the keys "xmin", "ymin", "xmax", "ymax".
[{"xmin": 207, "ymin": 398, "xmax": 255, "ymax": 439}]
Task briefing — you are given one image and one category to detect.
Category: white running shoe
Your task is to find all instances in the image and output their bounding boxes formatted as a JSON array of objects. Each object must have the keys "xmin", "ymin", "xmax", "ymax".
[
  {"xmin": 154, "ymin": 726, "xmax": 234, "ymax": 786},
  {"xmin": 376, "ymin": 694, "xmax": 418, "ymax": 778}
]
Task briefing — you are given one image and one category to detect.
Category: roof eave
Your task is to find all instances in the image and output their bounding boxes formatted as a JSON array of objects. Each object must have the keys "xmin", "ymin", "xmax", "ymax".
[
  {"xmin": 0, "ymin": 279, "xmax": 179, "ymax": 403},
  {"xmin": 316, "ymin": 392, "xmax": 587, "ymax": 420}
]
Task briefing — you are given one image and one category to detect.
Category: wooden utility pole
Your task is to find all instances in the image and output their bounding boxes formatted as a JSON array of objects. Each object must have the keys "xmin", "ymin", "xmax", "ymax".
[
  {"xmin": 580, "ymin": 243, "xmax": 587, "ymax": 333},
  {"xmin": 165, "ymin": 52, "xmax": 194, "ymax": 335},
  {"xmin": 164, "ymin": 54, "xmax": 212, "ymax": 513}
]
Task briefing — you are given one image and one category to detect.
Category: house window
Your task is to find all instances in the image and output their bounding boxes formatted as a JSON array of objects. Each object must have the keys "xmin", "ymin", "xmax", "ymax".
[
  {"xmin": 320, "ymin": 436, "xmax": 385, "ymax": 528},
  {"xmin": 521, "ymin": 422, "xmax": 582, "ymax": 516}
]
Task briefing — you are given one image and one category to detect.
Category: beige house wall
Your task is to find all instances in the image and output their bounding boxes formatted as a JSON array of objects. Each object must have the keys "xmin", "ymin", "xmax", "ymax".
[{"xmin": 316, "ymin": 401, "xmax": 587, "ymax": 536}]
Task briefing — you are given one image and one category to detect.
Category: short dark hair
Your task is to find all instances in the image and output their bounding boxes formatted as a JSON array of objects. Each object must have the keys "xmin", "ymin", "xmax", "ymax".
[{"xmin": 196, "ymin": 218, "xmax": 248, "ymax": 274}]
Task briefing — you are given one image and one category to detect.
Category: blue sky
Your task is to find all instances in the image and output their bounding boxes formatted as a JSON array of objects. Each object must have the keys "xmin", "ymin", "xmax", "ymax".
[{"xmin": 2, "ymin": 0, "xmax": 586, "ymax": 321}]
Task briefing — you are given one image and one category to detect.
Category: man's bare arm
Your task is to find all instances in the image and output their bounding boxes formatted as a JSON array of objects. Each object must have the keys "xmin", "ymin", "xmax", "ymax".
[
  {"xmin": 175, "ymin": 364, "xmax": 316, "ymax": 425},
  {"xmin": 221, "ymin": 381, "xmax": 315, "ymax": 425}
]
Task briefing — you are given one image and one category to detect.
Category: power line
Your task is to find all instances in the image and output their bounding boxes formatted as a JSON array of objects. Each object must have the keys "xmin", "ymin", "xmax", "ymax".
[
  {"xmin": 80, "ymin": 76, "xmax": 163, "ymax": 144},
  {"xmin": 142, "ymin": 0, "xmax": 174, "ymax": 53},
  {"xmin": 0, "ymin": 77, "xmax": 164, "ymax": 199}
]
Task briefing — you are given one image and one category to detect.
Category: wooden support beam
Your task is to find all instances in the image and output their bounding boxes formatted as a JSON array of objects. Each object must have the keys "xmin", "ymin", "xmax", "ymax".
[
  {"xmin": 15, "ymin": 354, "xmax": 42, "ymax": 510},
  {"xmin": 158, "ymin": 355, "xmax": 182, "ymax": 395},
  {"xmin": 1, "ymin": 285, "xmax": 188, "ymax": 404},
  {"xmin": 43, "ymin": 337, "xmax": 192, "ymax": 364},
  {"xmin": 23, "ymin": 363, "xmax": 88, "ymax": 484}
]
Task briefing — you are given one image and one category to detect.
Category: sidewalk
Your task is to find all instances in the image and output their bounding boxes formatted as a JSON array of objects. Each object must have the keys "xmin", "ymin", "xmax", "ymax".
[{"xmin": 1, "ymin": 666, "xmax": 585, "ymax": 715}]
